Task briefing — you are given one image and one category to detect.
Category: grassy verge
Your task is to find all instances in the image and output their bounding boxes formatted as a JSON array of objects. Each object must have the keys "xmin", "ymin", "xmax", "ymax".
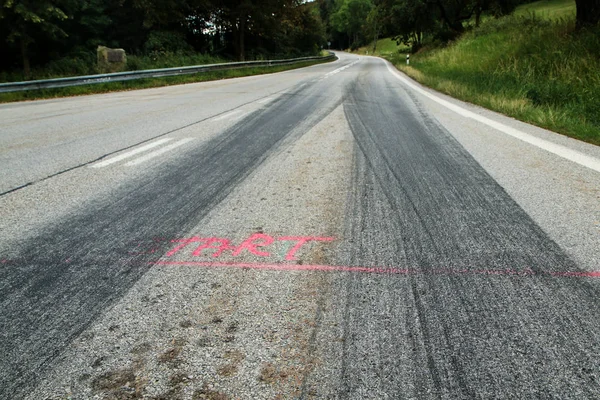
[
  {"xmin": 514, "ymin": 0, "xmax": 576, "ymax": 19},
  {"xmin": 0, "ymin": 59, "xmax": 332, "ymax": 103},
  {"xmin": 377, "ymin": 0, "xmax": 600, "ymax": 146},
  {"xmin": 354, "ymin": 38, "xmax": 410, "ymax": 58}
]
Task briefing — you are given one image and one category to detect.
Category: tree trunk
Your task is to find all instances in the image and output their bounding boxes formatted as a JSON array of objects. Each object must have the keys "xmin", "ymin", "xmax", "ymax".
[
  {"xmin": 372, "ymin": 20, "xmax": 378, "ymax": 53},
  {"xmin": 436, "ymin": 0, "xmax": 465, "ymax": 34},
  {"xmin": 238, "ymin": 18, "xmax": 246, "ymax": 61},
  {"xmin": 20, "ymin": 37, "xmax": 31, "ymax": 80},
  {"xmin": 576, "ymin": 0, "xmax": 600, "ymax": 28}
]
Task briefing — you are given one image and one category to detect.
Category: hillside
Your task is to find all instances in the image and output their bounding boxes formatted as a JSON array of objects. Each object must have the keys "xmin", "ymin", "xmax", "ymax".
[{"xmin": 367, "ymin": 0, "xmax": 600, "ymax": 145}]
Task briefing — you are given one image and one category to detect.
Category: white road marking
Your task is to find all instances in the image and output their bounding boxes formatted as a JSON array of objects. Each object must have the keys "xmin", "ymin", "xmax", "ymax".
[
  {"xmin": 257, "ymin": 97, "xmax": 274, "ymax": 104},
  {"xmin": 125, "ymin": 138, "xmax": 194, "ymax": 166},
  {"xmin": 212, "ymin": 109, "xmax": 247, "ymax": 122},
  {"xmin": 321, "ymin": 60, "xmax": 360, "ymax": 80},
  {"xmin": 91, "ymin": 138, "xmax": 173, "ymax": 168},
  {"xmin": 383, "ymin": 59, "xmax": 600, "ymax": 173}
]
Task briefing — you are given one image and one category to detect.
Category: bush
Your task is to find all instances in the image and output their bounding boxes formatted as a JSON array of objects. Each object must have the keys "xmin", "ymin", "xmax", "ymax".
[
  {"xmin": 44, "ymin": 56, "xmax": 96, "ymax": 77},
  {"xmin": 143, "ymin": 31, "xmax": 194, "ymax": 57}
]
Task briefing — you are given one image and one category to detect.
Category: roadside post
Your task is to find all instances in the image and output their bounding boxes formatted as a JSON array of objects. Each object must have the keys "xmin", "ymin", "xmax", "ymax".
[{"xmin": 406, "ymin": 54, "xmax": 410, "ymax": 65}]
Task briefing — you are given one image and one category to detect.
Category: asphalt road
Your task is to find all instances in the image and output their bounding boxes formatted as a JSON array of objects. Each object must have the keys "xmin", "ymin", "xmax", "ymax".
[{"xmin": 1, "ymin": 52, "xmax": 599, "ymax": 399}]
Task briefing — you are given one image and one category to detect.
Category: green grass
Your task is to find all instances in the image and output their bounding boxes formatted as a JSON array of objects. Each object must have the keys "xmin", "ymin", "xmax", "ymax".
[
  {"xmin": 0, "ymin": 59, "xmax": 333, "ymax": 103},
  {"xmin": 354, "ymin": 38, "xmax": 410, "ymax": 58},
  {"xmin": 463, "ymin": 0, "xmax": 576, "ymax": 30},
  {"xmin": 125, "ymin": 53, "xmax": 225, "ymax": 72},
  {"xmin": 386, "ymin": 0, "xmax": 600, "ymax": 146},
  {"xmin": 514, "ymin": 0, "xmax": 576, "ymax": 20}
]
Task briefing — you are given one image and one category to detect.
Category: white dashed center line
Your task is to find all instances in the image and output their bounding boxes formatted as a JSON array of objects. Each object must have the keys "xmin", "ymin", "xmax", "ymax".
[
  {"xmin": 125, "ymin": 138, "xmax": 194, "ymax": 166},
  {"xmin": 90, "ymin": 138, "xmax": 173, "ymax": 168},
  {"xmin": 211, "ymin": 109, "xmax": 248, "ymax": 122}
]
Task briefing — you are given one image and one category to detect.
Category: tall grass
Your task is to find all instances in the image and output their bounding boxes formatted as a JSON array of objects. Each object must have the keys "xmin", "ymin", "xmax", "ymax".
[
  {"xmin": 0, "ymin": 52, "xmax": 227, "ymax": 83},
  {"xmin": 125, "ymin": 52, "xmax": 225, "ymax": 71},
  {"xmin": 394, "ymin": 13, "xmax": 600, "ymax": 145},
  {"xmin": 514, "ymin": 0, "xmax": 576, "ymax": 20}
]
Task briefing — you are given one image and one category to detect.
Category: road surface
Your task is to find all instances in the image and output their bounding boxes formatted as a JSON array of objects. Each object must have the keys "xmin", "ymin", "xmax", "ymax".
[{"xmin": 1, "ymin": 52, "xmax": 599, "ymax": 399}]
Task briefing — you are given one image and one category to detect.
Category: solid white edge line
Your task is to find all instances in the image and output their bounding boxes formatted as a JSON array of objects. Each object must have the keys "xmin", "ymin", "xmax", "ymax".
[
  {"xmin": 382, "ymin": 59, "xmax": 600, "ymax": 173},
  {"xmin": 91, "ymin": 138, "xmax": 173, "ymax": 168},
  {"xmin": 125, "ymin": 138, "xmax": 194, "ymax": 166}
]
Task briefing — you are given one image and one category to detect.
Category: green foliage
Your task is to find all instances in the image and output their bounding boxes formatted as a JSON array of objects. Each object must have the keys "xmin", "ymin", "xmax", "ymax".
[
  {"xmin": 330, "ymin": 0, "xmax": 374, "ymax": 48},
  {"xmin": 514, "ymin": 0, "xmax": 576, "ymax": 19},
  {"xmin": 574, "ymin": 0, "xmax": 600, "ymax": 28},
  {"xmin": 0, "ymin": 50, "xmax": 225, "ymax": 81},
  {"xmin": 387, "ymin": 0, "xmax": 433, "ymax": 50},
  {"xmin": 126, "ymin": 52, "xmax": 223, "ymax": 70},
  {"xmin": 353, "ymin": 37, "xmax": 410, "ymax": 56},
  {"xmin": 0, "ymin": 0, "xmax": 328, "ymax": 78},
  {"xmin": 290, "ymin": 2, "xmax": 328, "ymax": 54},
  {"xmin": 130, "ymin": 0, "xmax": 194, "ymax": 28},
  {"xmin": 375, "ymin": 0, "xmax": 530, "ymax": 51},
  {"xmin": 0, "ymin": 0, "xmax": 69, "ymax": 76},
  {"xmin": 0, "ymin": 0, "xmax": 68, "ymax": 41},
  {"xmin": 144, "ymin": 31, "xmax": 194, "ymax": 56},
  {"xmin": 208, "ymin": 0, "xmax": 322, "ymax": 60}
]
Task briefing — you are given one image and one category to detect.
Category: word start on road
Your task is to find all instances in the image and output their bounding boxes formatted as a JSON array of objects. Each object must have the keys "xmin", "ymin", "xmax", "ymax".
[{"xmin": 164, "ymin": 233, "xmax": 334, "ymax": 261}]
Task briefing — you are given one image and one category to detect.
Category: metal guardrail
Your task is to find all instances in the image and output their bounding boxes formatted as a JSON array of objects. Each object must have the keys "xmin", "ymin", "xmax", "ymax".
[{"xmin": 0, "ymin": 53, "xmax": 336, "ymax": 93}]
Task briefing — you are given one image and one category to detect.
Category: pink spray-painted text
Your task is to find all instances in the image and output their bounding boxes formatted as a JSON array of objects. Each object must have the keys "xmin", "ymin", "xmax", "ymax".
[{"xmin": 165, "ymin": 233, "xmax": 334, "ymax": 261}]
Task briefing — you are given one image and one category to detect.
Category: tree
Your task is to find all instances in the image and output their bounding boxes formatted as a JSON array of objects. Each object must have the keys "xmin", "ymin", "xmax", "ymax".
[
  {"xmin": 0, "ymin": 0, "xmax": 334, "ymax": 76},
  {"xmin": 366, "ymin": 4, "xmax": 381, "ymax": 52},
  {"xmin": 381, "ymin": 0, "xmax": 519, "ymax": 49},
  {"xmin": 0, "ymin": 0, "xmax": 68, "ymax": 78},
  {"xmin": 330, "ymin": 0, "xmax": 374, "ymax": 49},
  {"xmin": 130, "ymin": 0, "xmax": 196, "ymax": 29},
  {"xmin": 432, "ymin": 0, "xmax": 477, "ymax": 34},
  {"xmin": 274, "ymin": 1, "xmax": 326, "ymax": 55},
  {"xmin": 385, "ymin": 0, "xmax": 434, "ymax": 50},
  {"xmin": 62, "ymin": 0, "xmax": 112, "ymax": 52},
  {"xmin": 210, "ymin": 0, "xmax": 274, "ymax": 60},
  {"xmin": 576, "ymin": 0, "xmax": 600, "ymax": 28},
  {"xmin": 208, "ymin": 0, "xmax": 317, "ymax": 60},
  {"xmin": 317, "ymin": 0, "xmax": 347, "ymax": 48}
]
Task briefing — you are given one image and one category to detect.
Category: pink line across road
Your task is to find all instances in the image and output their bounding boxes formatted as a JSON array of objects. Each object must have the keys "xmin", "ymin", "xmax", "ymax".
[{"xmin": 152, "ymin": 261, "xmax": 600, "ymax": 278}]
